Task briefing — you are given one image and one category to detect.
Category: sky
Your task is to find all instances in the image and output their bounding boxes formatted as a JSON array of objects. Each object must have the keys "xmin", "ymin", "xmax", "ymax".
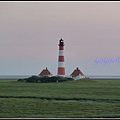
[{"xmin": 0, "ymin": 1, "xmax": 120, "ymax": 76}]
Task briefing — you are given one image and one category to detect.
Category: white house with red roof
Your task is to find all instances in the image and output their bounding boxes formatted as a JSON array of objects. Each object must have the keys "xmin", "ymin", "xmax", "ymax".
[
  {"xmin": 39, "ymin": 67, "xmax": 53, "ymax": 77},
  {"xmin": 70, "ymin": 67, "xmax": 85, "ymax": 80}
]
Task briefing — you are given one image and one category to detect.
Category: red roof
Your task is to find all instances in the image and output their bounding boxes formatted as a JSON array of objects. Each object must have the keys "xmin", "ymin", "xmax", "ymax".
[
  {"xmin": 70, "ymin": 67, "xmax": 84, "ymax": 77},
  {"xmin": 39, "ymin": 67, "xmax": 52, "ymax": 77}
]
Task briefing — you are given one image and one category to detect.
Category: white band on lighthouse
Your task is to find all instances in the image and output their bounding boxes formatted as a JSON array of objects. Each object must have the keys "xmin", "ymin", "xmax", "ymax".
[
  {"xmin": 59, "ymin": 50, "xmax": 64, "ymax": 56},
  {"xmin": 58, "ymin": 62, "xmax": 65, "ymax": 68}
]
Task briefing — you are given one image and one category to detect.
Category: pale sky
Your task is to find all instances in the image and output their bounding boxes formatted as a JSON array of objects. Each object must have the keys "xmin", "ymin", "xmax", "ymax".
[{"xmin": 0, "ymin": 1, "xmax": 120, "ymax": 76}]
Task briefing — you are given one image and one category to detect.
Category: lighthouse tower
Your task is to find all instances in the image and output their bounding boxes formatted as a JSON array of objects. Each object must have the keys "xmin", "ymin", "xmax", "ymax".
[{"xmin": 57, "ymin": 38, "xmax": 65, "ymax": 76}]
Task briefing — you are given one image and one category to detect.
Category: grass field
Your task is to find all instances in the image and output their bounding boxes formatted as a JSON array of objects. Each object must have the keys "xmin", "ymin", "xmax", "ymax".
[{"xmin": 0, "ymin": 79, "xmax": 120, "ymax": 118}]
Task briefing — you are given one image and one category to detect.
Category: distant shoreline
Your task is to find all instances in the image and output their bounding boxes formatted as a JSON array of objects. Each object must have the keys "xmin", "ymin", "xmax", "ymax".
[
  {"xmin": 0, "ymin": 75, "xmax": 120, "ymax": 80},
  {"xmin": 0, "ymin": 75, "xmax": 31, "ymax": 80}
]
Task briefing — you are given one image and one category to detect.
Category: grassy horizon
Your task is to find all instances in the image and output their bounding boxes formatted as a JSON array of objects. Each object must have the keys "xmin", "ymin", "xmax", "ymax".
[{"xmin": 0, "ymin": 79, "xmax": 120, "ymax": 118}]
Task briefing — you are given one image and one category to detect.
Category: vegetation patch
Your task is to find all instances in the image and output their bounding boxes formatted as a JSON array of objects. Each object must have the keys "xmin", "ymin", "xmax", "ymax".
[{"xmin": 18, "ymin": 76, "xmax": 74, "ymax": 83}]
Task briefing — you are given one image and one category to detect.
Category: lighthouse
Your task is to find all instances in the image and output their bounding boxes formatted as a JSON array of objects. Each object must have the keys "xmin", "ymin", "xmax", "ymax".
[{"xmin": 57, "ymin": 38, "xmax": 65, "ymax": 76}]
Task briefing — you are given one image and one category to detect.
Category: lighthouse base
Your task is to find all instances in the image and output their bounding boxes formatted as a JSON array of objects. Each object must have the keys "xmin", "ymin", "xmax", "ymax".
[{"xmin": 57, "ymin": 67, "xmax": 65, "ymax": 76}]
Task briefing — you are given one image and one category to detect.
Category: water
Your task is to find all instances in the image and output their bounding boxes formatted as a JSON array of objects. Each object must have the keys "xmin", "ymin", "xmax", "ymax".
[
  {"xmin": 0, "ymin": 75, "xmax": 120, "ymax": 80},
  {"xmin": 0, "ymin": 75, "xmax": 31, "ymax": 80},
  {"xmin": 85, "ymin": 75, "xmax": 120, "ymax": 80}
]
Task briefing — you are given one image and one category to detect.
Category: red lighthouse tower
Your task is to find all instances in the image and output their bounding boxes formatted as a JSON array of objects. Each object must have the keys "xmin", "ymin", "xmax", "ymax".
[{"xmin": 57, "ymin": 38, "xmax": 65, "ymax": 76}]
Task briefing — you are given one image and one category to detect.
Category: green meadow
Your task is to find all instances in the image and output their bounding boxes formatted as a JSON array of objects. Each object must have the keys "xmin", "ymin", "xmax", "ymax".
[{"xmin": 0, "ymin": 79, "xmax": 120, "ymax": 118}]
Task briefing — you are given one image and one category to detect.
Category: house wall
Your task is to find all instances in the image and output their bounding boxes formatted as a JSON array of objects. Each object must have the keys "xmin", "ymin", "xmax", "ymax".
[{"xmin": 72, "ymin": 75, "xmax": 85, "ymax": 80}]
